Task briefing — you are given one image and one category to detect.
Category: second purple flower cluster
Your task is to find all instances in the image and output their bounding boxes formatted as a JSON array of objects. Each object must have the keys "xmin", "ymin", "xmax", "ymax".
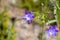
[{"xmin": 45, "ymin": 25, "xmax": 59, "ymax": 37}]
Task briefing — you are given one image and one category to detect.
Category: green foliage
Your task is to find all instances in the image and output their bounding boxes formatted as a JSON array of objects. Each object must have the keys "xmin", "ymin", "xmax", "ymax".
[
  {"xmin": 0, "ymin": 7, "xmax": 10, "ymax": 40},
  {"xmin": 33, "ymin": 11, "xmax": 44, "ymax": 26},
  {"xmin": 57, "ymin": 32, "xmax": 60, "ymax": 40}
]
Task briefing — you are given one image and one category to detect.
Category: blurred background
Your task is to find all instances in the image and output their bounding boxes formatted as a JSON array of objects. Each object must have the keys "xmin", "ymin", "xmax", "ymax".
[{"xmin": 0, "ymin": 0, "xmax": 60, "ymax": 40}]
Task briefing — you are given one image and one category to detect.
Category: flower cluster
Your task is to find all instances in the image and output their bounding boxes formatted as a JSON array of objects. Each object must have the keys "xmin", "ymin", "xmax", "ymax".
[
  {"xmin": 45, "ymin": 25, "xmax": 58, "ymax": 37},
  {"xmin": 22, "ymin": 11, "xmax": 34, "ymax": 23}
]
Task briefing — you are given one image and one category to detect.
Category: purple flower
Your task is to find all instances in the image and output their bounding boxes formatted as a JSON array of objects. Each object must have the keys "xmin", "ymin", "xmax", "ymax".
[
  {"xmin": 45, "ymin": 25, "xmax": 58, "ymax": 37},
  {"xmin": 22, "ymin": 11, "xmax": 34, "ymax": 23}
]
